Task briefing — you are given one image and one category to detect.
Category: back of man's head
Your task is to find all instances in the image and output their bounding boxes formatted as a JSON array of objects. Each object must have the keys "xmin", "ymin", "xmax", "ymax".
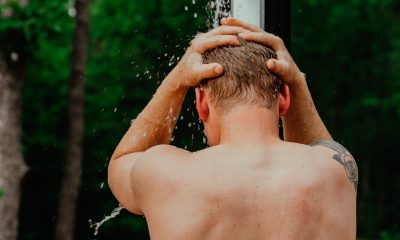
[{"xmin": 202, "ymin": 38, "xmax": 282, "ymax": 113}]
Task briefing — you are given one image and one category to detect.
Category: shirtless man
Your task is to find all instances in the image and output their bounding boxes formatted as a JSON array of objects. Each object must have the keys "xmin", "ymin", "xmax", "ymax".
[{"xmin": 108, "ymin": 17, "xmax": 358, "ymax": 239}]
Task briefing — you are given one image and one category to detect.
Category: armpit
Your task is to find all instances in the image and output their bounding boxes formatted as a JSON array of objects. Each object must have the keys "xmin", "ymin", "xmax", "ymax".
[{"xmin": 309, "ymin": 140, "xmax": 358, "ymax": 192}]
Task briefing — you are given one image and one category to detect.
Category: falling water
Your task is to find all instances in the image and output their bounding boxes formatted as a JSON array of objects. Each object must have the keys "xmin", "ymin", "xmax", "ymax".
[
  {"xmin": 206, "ymin": 0, "xmax": 231, "ymax": 28},
  {"xmin": 88, "ymin": 205, "xmax": 124, "ymax": 236}
]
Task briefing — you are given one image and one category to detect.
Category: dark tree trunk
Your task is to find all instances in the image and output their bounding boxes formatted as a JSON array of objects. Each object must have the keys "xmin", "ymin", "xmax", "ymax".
[
  {"xmin": 0, "ymin": 50, "xmax": 28, "ymax": 240},
  {"xmin": 55, "ymin": 0, "xmax": 89, "ymax": 239}
]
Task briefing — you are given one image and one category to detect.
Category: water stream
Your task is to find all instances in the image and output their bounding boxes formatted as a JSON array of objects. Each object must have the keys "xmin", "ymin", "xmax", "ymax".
[{"xmin": 88, "ymin": 204, "xmax": 124, "ymax": 236}]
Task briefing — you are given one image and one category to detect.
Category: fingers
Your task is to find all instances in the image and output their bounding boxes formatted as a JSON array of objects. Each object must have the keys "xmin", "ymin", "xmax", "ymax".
[
  {"xmin": 267, "ymin": 59, "xmax": 289, "ymax": 77},
  {"xmin": 193, "ymin": 62, "xmax": 224, "ymax": 81},
  {"xmin": 192, "ymin": 35, "xmax": 240, "ymax": 54},
  {"xmin": 221, "ymin": 17, "xmax": 263, "ymax": 32},
  {"xmin": 238, "ymin": 31, "xmax": 284, "ymax": 51},
  {"xmin": 221, "ymin": 17, "xmax": 286, "ymax": 51},
  {"xmin": 207, "ymin": 25, "xmax": 250, "ymax": 36}
]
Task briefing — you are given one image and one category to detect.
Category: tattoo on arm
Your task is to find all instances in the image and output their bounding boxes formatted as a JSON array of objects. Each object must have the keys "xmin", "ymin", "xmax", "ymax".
[{"xmin": 309, "ymin": 140, "xmax": 358, "ymax": 191}]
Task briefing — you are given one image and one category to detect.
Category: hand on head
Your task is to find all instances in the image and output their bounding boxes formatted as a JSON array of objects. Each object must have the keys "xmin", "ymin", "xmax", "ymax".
[
  {"xmin": 170, "ymin": 25, "xmax": 250, "ymax": 89},
  {"xmin": 171, "ymin": 18, "xmax": 303, "ymax": 89},
  {"xmin": 221, "ymin": 17, "xmax": 304, "ymax": 86}
]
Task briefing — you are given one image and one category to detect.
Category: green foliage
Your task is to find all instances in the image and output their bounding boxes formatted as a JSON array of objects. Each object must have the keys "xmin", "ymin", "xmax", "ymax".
[
  {"xmin": 0, "ymin": 0, "xmax": 72, "ymax": 55},
  {"xmin": 293, "ymin": 0, "xmax": 400, "ymax": 238},
  {"xmin": 0, "ymin": 188, "xmax": 3, "ymax": 199},
  {"xmin": 380, "ymin": 230, "xmax": 400, "ymax": 240},
  {"xmin": 1, "ymin": 0, "xmax": 398, "ymax": 239}
]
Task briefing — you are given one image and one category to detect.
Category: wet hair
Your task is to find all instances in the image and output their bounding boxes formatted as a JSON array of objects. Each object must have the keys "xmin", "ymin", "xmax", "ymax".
[{"xmin": 202, "ymin": 37, "xmax": 282, "ymax": 113}]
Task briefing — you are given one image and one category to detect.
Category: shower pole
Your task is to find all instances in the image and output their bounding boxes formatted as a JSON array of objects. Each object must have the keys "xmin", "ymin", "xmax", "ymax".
[
  {"xmin": 262, "ymin": 0, "xmax": 291, "ymax": 139},
  {"xmin": 229, "ymin": 0, "xmax": 291, "ymax": 49},
  {"xmin": 263, "ymin": 0, "xmax": 291, "ymax": 50}
]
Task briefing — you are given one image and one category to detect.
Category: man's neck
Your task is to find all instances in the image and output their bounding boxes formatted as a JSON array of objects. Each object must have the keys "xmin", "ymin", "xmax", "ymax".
[{"xmin": 218, "ymin": 106, "xmax": 281, "ymax": 146}]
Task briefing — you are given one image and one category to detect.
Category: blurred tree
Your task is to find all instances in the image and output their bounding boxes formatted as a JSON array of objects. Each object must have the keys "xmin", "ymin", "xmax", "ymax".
[
  {"xmin": 0, "ymin": 1, "xmax": 29, "ymax": 240},
  {"xmin": 55, "ymin": 0, "xmax": 89, "ymax": 239},
  {"xmin": 1, "ymin": 0, "xmax": 75, "ymax": 239}
]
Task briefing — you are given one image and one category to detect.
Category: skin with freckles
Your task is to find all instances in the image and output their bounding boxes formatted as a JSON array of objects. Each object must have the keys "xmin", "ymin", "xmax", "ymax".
[{"xmin": 108, "ymin": 19, "xmax": 357, "ymax": 240}]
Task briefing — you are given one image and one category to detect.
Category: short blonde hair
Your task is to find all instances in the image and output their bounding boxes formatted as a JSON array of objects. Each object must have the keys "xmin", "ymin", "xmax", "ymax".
[{"xmin": 202, "ymin": 38, "xmax": 282, "ymax": 112}]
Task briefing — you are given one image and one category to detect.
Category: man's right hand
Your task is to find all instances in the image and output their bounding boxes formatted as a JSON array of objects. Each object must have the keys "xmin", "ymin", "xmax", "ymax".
[
  {"xmin": 168, "ymin": 25, "xmax": 250, "ymax": 89},
  {"xmin": 221, "ymin": 17, "xmax": 305, "ymax": 86}
]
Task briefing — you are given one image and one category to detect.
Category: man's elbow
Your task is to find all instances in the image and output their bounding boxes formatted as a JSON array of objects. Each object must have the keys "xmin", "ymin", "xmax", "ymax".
[
  {"xmin": 110, "ymin": 145, "xmax": 145, "ymax": 162},
  {"xmin": 107, "ymin": 160, "xmax": 118, "ymax": 195}
]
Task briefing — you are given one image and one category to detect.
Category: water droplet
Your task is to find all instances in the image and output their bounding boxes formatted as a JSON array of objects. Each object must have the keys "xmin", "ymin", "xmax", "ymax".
[
  {"xmin": 100, "ymin": 182, "xmax": 104, "ymax": 189},
  {"xmin": 113, "ymin": 108, "xmax": 117, "ymax": 112},
  {"xmin": 10, "ymin": 52, "xmax": 19, "ymax": 62},
  {"xmin": 68, "ymin": 7, "xmax": 77, "ymax": 17},
  {"xmin": 184, "ymin": 6, "xmax": 189, "ymax": 11},
  {"xmin": 194, "ymin": 13, "xmax": 198, "ymax": 18}
]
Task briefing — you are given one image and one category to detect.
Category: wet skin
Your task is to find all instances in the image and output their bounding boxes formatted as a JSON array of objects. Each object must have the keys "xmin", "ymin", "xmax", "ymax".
[
  {"xmin": 108, "ymin": 18, "xmax": 357, "ymax": 239},
  {"xmin": 134, "ymin": 141, "xmax": 356, "ymax": 240}
]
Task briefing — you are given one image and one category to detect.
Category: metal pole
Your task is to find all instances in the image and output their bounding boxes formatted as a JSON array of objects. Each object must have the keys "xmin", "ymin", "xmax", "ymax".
[
  {"xmin": 262, "ymin": 0, "xmax": 291, "ymax": 139},
  {"xmin": 228, "ymin": 0, "xmax": 291, "ymax": 49},
  {"xmin": 264, "ymin": 0, "xmax": 291, "ymax": 50}
]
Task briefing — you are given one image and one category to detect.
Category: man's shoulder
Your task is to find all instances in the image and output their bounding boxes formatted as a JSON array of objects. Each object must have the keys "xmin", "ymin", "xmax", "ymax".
[
  {"xmin": 134, "ymin": 144, "xmax": 191, "ymax": 173},
  {"xmin": 308, "ymin": 139, "xmax": 358, "ymax": 192},
  {"xmin": 276, "ymin": 140, "xmax": 357, "ymax": 192}
]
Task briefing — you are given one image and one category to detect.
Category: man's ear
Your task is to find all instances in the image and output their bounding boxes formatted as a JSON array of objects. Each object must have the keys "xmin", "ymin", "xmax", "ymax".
[
  {"xmin": 195, "ymin": 87, "xmax": 210, "ymax": 122},
  {"xmin": 278, "ymin": 84, "xmax": 290, "ymax": 117}
]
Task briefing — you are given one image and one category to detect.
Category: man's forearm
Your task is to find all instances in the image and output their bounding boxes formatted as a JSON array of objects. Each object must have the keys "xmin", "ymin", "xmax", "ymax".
[
  {"xmin": 283, "ymin": 74, "xmax": 332, "ymax": 144},
  {"xmin": 110, "ymin": 70, "xmax": 187, "ymax": 161},
  {"xmin": 109, "ymin": 27, "xmax": 244, "ymax": 161}
]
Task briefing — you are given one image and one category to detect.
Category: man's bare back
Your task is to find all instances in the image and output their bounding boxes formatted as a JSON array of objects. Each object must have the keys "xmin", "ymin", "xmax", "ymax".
[
  {"xmin": 135, "ymin": 142, "xmax": 356, "ymax": 240},
  {"xmin": 108, "ymin": 17, "xmax": 357, "ymax": 239}
]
